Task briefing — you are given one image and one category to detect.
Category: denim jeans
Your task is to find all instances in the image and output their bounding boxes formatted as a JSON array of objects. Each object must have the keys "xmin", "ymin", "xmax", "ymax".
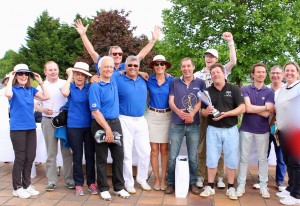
[
  {"xmin": 268, "ymin": 133, "xmax": 286, "ymax": 183},
  {"xmin": 167, "ymin": 123, "xmax": 200, "ymax": 185}
]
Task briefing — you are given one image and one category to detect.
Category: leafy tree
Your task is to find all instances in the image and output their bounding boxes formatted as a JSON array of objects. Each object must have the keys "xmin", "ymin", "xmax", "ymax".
[
  {"xmin": 160, "ymin": 0, "xmax": 300, "ymax": 84},
  {"xmin": 0, "ymin": 50, "xmax": 19, "ymax": 77}
]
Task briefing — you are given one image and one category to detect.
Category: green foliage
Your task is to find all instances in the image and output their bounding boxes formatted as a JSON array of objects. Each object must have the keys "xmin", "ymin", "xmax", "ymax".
[
  {"xmin": 0, "ymin": 50, "xmax": 19, "ymax": 77},
  {"xmin": 160, "ymin": 0, "xmax": 300, "ymax": 82}
]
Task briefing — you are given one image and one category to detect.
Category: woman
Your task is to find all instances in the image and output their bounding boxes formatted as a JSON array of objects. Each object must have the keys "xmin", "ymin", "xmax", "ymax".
[
  {"xmin": 5, "ymin": 64, "xmax": 49, "ymax": 198},
  {"xmin": 146, "ymin": 55, "xmax": 173, "ymax": 191},
  {"xmin": 61, "ymin": 62, "xmax": 98, "ymax": 196},
  {"xmin": 275, "ymin": 61, "xmax": 300, "ymax": 205}
]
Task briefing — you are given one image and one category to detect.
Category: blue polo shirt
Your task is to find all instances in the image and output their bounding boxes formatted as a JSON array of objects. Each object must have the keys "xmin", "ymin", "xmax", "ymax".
[
  {"xmin": 9, "ymin": 86, "xmax": 38, "ymax": 130},
  {"xmin": 67, "ymin": 83, "xmax": 91, "ymax": 128},
  {"xmin": 169, "ymin": 77, "xmax": 206, "ymax": 124},
  {"xmin": 240, "ymin": 84, "xmax": 275, "ymax": 134},
  {"xmin": 115, "ymin": 73, "xmax": 147, "ymax": 117},
  {"xmin": 147, "ymin": 74, "xmax": 174, "ymax": 109},
  {"xmin": 89, "ymin": 79, "xmax": 119, "ymax": 119},
  {"xmin": 94, "ymin": 55, "xmax": 125, "ymax": 75}
]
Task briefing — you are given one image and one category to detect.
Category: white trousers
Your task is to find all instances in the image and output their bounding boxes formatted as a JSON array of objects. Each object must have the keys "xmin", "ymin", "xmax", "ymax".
[{"xmin": 119, "ymin": 115, "xmax": 151, "ymax": 187}]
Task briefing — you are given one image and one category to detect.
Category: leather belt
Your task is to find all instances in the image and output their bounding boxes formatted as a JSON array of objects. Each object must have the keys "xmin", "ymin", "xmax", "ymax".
[
  {"xmin": 106, "ymin": 118, "xmax": 119, "ymax": 124},
  {"xmin": 148, "ymin": 106, "xmax": 171, "ymax": 113}
]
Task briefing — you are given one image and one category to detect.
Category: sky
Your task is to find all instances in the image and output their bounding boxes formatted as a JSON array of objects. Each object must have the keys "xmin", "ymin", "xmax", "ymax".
[{"xmin": 0, "ymin": 0, "xmax": 172, "ymax": 58}]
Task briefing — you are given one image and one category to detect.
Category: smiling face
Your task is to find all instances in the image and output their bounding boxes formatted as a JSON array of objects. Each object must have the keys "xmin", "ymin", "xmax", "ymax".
[
  {"xmin": 270, "ymin": 67, "xmax": 283, "ymax": 84},
  {"xmin": 284, "ymin": 63, "xmax": 299, "ymax": 85},
  {"xmin": 109, "ymin": 47, "xmax": 123, "ymax": 66},
  {"xmin": 44, "ymin": 61, "xmax": 59, "ymax": 82},
  {"xmin": 153, "ymin": 61, "xmax": 166, "ymax": 75},
  {"xmin": 181, "ymin": 59, "xmax": 195, "ymax": 78},
  {"xmin": 205, "ymin": 53, "xmax": 218, "ymax": 68},
  {"xmin": 210, "ymin": 66, "xmax": 225, "ymax": 86},
  {"xmin": 15, "ymin": 72, "xmax": 29, "ymax": 86},
  {"xmin": 73, "ymin": 71, "xmax": 87, "ymax": 87},
  {"xmin": 251, "ymin": 65, "xmax": 267, "ymax": 83},
  {"xmin": 99, "ymin": 58, "xmax": 114, "ymax": 80},
  {"xmin": 125, "ymin": 60, "xmax": 139, "ymax": 79}
]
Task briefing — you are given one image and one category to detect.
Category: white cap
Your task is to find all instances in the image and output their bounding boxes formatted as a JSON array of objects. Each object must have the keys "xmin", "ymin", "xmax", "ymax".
[{"xmin": 204, "ymin": 49, "xmax": 218, "ymax": 58}]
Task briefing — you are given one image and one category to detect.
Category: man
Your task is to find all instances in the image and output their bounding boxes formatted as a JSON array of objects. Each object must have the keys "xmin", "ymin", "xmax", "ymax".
[
  {"xmin": 237, "ymin": 63, "xmax": 275, "ymax": 198},
  {"xmin": 75, "ymin": 19, "xmax": 160, "ymax": 73},
  {"xmin": 199, "ymin": 63, "xmax": 245, "ymax": 200},
  {"xmin": 194, "ymin": 32, "xmax": 237, "ymax": 189},
  {"xmin": 89, "ymin": 56, "xmax": 130, "ymax": 200},
  {"xmin": 165, "ymin": 57, "xmax": 206, "ymax": 195},
  {"xmin": 252, "ymin": 65, "xmax": 287, "ymax": 191},
  {"xmin": 35, "ymin": 61, "xmax": 75, "ymax": 191}
]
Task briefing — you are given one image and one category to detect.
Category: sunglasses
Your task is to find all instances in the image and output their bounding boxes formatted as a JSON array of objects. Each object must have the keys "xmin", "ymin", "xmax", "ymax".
[
  {"xmin": 127, "ymin": 64, "xmax": 139, "ymax": 68},
  {"xmin": 16, "ymin": 72, "xmax": 29, "ymax": 76},
  {"xmin": 154, "ymin": 62, "xmax": 166, "ymax": 67},
  {"xmin": 112, "ymin": 52, "xmax": 123, "ymax": 57}
]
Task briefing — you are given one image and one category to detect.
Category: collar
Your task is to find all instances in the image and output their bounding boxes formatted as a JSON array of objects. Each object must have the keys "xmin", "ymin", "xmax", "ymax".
[
  {"xmin": 250, "ymin": 83, "xmax": 267, "ymax": 90},
  {"xmin": 286, "ymin": 80, "xmax": 300, "ymax": 90}
]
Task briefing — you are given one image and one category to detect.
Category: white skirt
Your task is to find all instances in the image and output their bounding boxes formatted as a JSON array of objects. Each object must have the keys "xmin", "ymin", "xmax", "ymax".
[{"xmin": 145, "ymin": 108, "xmax": 171, "ymax": 143}]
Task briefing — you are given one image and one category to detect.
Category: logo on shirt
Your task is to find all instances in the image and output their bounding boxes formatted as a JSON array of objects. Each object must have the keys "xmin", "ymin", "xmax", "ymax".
[
  {"xmin": 91, "ymin": 103, "xmax": 97, "ymax": 108},
  {"xmin": 224, "ymin": 91, "xmax": 232, "ymax": 97},
  {"xmin": 262, "ymin": 97, "xmax": 265, "ymax": 100}
]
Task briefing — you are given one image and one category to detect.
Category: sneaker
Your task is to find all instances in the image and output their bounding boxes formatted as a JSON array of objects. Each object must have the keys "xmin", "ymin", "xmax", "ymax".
[
  {"xmin": 65, "ymin": 183, "xmax": 75, "ymax": 189},
  {"xmin": 253, "ymin": 183, "xmax": 260, "ymax": 189},
  {"xmin": 45, "ymin": 184, "xmax": 56, "ymax": 191},
  {"xmin": 25, "ymin": 185, "xmax": 39, "ymax": 196},
  {"xmin": 280, "ymin": 195, "xmax": 300, "ymax": 205},
  {"xmin": 165, "ymin": 184, "xmax": 174, "ymax": 194},
  {"xmin": 125, "ymin": 186, "xmax": 136, "ymax": 194},
  {"xmin": 277, "ymin": 182, "xmax": 286, "ymax": 192},
  {"xmin": 200, "ymin": 186, "xmax": 215, "ymax": 197},
  {"xmin": 260, "ymin": 186, "xmax": 270, "ymax": 198},
  {"xmin": 190, "ymin": 183, "xmax": 200, "ymax": 195},
  {"xmin": 236, "ymin": 185, "xmax": 245, "ymax": 197},
  {"xmin": 226, "ymin": 187, "xmax": 238, "ymax": 200},
  {"xmin": 100, "ymin": 191, "xmax": 111, "ymax": 201},
  {"xmin": 12, "ymin": 187, "xmax": 31, "ymax": 199},
  {"xmin": 75, "ymin": 186, "xmax": 84, "ymax": 196},
  {"xmin": 136, "ymin": 180, "xmax": 151, "ymax": 191},
  {"xmin": 114, "ymin": 189, "xmax": 130, "ymax": 199},
  {"xmin": 217, "ymin": 177, "xmax": 225, "ymax": 189},
  {"xmin": 276, "ymin": 189, "xmax": 290, "ymax": 198},
  {"xmin": 197, "ymin": 176, "xmax": 204, "ymax": 188},
  {"xmin": 88, "ymin": 183, "xmax": 98, "ymax": 195}
]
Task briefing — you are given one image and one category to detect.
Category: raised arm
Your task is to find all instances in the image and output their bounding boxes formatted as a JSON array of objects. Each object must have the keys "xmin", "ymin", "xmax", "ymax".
[
  {"xmin": 4, "ymin": 71, "xmax": 15, "ymax": 100},
  {"xmin": 33, "ymin": 72, "xmax": 50, "ymax": 101},
  {"xmin": 61, "ymin": 68, "xmax": 73, "ymax": 97},
  {"xmin": 136, "ymin": 25, "xmax": 161, "ymax": 61},
  {"xmin": 223, "ymin": 32, "xmax": 237, "ymax": 72},
  {"xmin": 75, "ymin": 19, "xmax": 99, "ymax": 63}
]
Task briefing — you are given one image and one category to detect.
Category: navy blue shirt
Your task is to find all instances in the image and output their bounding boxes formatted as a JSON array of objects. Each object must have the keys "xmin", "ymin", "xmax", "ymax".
[
  {"xmin": 89, "ymin": 79, "xmax": 119, "ymax": 119},
  {"xmin": 147, "ymin": 74, "xmax": 174, "ymax": 109},
  {"xmin": 9, "ymin": 86, "xmax": 38, "ymax": 130},
  {"xmin": 169, "ymin": 77, "xmax": 206, "ymax": 124},
  {"xmin": 67, "ymin": 83, "xmax": 91, "ymax": 128}
]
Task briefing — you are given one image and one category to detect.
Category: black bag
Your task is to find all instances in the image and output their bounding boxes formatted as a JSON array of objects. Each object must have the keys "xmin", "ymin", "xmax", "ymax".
[{"xmin": 51, "ymin": 110, "xmax": 68, "ymax": 128}]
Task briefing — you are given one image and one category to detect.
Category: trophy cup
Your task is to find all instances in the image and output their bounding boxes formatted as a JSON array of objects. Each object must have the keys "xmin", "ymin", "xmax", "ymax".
[
  {"xmin": 197, "ymin": 90, "xmax": 221, "ymax": 118},
  {"xmin": 94, "ymin": 130, "xmax": 122, "ymax": 146}
]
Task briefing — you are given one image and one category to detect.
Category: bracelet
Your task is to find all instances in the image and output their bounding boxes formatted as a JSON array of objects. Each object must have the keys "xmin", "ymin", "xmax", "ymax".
[{"xmin": 228, "ymin": 41, "xmax": 234, "ymax": 46}]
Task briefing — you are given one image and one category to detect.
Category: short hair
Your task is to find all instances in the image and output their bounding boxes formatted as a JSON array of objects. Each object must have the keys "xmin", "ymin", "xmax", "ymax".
[
  {"xmin": 270, "ymin": 65, "xmax": 282, "ymax": 72},
  {"xmin": 44, "ymin": 61, "xmax": 59, "ymax": 71},
  {"xmin": 98, "ymin": 56, "xmax": 114, "ymax": 69},
  {"xmin": 12, "ymin": 75, "xmax": 33, "ymax": 88},
  {"xmin": 125, "ymin": 55, "xmax": 140, "ymax": 66},
  {"xmin": 108, "ymin": 46, "xmax": 122, "ymax": 55},
  {"xmin": 251, "ymin": 63, "xmax": 267, "ymax": 74},
  {"xmin": 180, "ymin": 57, "xmax": 195, "ymax": 66},
  {"xmin": 209, "ymin": 63, "xmax": 225, "ymax": 74},
  {"xmin": 283, "ymin": 61, "xmax": 300, "ymax": 72}
]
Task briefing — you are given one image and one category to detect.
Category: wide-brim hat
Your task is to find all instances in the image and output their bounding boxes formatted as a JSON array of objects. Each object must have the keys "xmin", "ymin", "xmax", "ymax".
[
  {"xmin": 204, "ymin": 49, "xmax": 219, "ymax": 59},
  {"xmin": 1, "ymin": 74, "xmax": 9, "ymax": 85},
  {"xmin": 72, "ymin": 62, "xmax": 92, "ymax": 76},
  {"xmin": 13, "ymin": 64, "xmax": 34, "ymax": 77},
  {"xmin": 148, "ymin": 55, "xmax": 172, "ymax": 69}
]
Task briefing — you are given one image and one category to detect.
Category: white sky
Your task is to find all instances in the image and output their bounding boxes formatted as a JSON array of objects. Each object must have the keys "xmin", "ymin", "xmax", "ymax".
[{"xmin": 0, "ymin": 0, "xmax": 172, "ymax": 58}]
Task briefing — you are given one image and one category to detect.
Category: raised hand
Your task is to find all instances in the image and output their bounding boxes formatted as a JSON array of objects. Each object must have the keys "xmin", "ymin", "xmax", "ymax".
[
  {"xmin": 151, "ymin": 25, "xmax": 161, "ymax": 41},
  {"xmin": 223, "ymin": 32, "xmax": 233, "ymax": 42},
  {"xmin": 74, "ymin": 19, "xmax": 89, "ymax": 36}
]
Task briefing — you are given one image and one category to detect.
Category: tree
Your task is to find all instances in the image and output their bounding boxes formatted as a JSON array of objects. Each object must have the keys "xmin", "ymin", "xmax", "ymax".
[
  {"xmin": 0, "ymin": 50, "xmax": 19, "ymax": 77},
  {"xmin": 77, "ymin": 9, "xmax": 154, "ymax": 73},
  {"xmin": 160, "ymin": 0, "xmax": 300, "ymax": 84}
]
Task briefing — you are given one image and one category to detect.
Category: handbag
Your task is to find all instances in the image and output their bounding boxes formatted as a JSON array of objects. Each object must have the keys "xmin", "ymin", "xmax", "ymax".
[{"xmin": 51, "ymin": 110, "xmax": 68, "ymax": 128}]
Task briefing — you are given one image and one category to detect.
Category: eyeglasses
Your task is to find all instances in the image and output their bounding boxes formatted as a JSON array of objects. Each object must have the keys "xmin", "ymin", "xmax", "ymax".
[
  {"xmin": 16, "ymin": 72, "xmax": 29, "ymax": 76},
  {"xmin": 270, "ymin": 72, "xmax": 282, "ymax": 75},
  {"xmin": 112, "ymin": 52, "xmax": 123, "ymax": 57},
  {"xmin": 154, "ymin": 62, "xmax": 166, "ymax": 67},
  {"xmin": 127, "ymin": 64, "xmax": 139, "ymax": 68}
]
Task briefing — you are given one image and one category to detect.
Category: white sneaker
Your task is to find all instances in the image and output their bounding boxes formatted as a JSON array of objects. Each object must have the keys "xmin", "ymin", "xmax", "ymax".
[
  {"xmin": 196, "ymin": 176, "xmax": 204, "ymax": 188},
  {"xmin": 114, "ymin": 189, "xmax": 130, "ymax": 199},
  {"xmin": 260, "ymin": 187, "xmax": 270, "ymax": 198},
  {"xmin": 236, "ymin": 185, "xmax": 245, "ymax": 197},
  {"xmin": 125, "ymin": 186, "xmax": 136, "ymax": 194},
  {"xmin": 253, "ymin": 183, "xmax": 260, "ymax": 189},
  {"xmin": 280, "ymin": 195, "xmax": 300, "ymax": 205},
  {"xmin": 12, "ymin": 187, "xmax": 31, "ymax": 199},
  {"xmin": 200, "ymin": 186, "xmax": 215, "ymax": 197},
  {"xmin": 100, "ymin": 191, "xmax": 111, "ymax": 201},
  {"xmin": 277, "ymin": 182, "xmax": 286, "ymax": 192},
  {"xmin": 217, "ymin": 177, "xmax": 225, "ymax": 189},
  {"xmin": 276, "ymin": 189, "xmax": 290, "ymax": 198},
  {"xmin": 25, "ymin": 185, "xmax": 40, "ymax": 196},
  {"xmin": 226, "ymin": 187, "xmax": 238, "ymax": 200},
  {"xmin": 137, "ymin": 180, "xmax": 151, "ymax": 191}
]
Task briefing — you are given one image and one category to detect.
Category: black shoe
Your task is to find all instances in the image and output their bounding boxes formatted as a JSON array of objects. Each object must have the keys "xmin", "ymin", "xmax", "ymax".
[
  {"xmin": 165, "ymin": 184, "xmax": 174, "ymax": 194},
  {"xmin": 46, "ymin": 184, "xmax": 56, "ymax": 191},
  {"xmin": 65, "ymin": 183, "xmax": 75, "ymax": 189},
  {"xmin": 190, "ymin": 183, "xmax": 200, "ymax": 195}
]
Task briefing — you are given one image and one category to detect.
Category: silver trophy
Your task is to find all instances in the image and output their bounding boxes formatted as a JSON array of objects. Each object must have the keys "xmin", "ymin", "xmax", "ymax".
[
  {"xmin": 197, "ymin": 90, "xmax": 221, "ymax": 118},
  {"xmin": 94, "ymin": 130, "xmax": 122, "ymax": 146}
]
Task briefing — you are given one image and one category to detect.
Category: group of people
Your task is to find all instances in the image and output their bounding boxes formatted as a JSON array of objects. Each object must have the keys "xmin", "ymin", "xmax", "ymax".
[{"xmin": 3, "ymin": 18, "xmax": 300, "ymax": 206}]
